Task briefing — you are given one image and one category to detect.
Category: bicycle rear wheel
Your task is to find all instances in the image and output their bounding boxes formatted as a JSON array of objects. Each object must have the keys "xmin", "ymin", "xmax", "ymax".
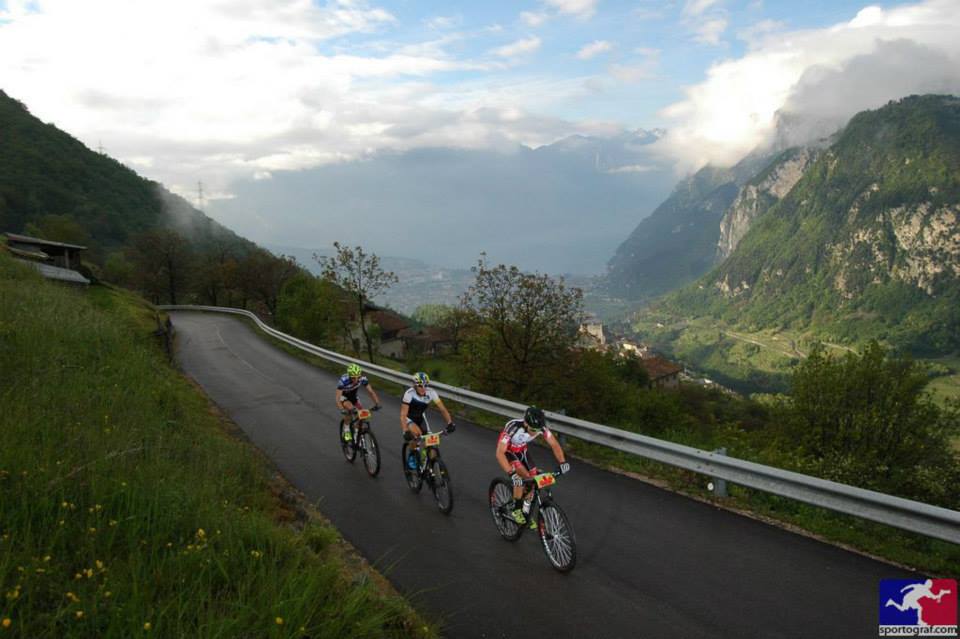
[
  {"xmin": 538, "ymin": 503, "xmax": 577, "ymax": 573},
  {"xmin": 487, "ymin": 478, "xmax": 521, "ymax": 541},
  {"xmin": 400, "ymin": 443, "xmax": 423, "ymax": 493},
  {"xmin": 339, "ymin": 420, "xmax": 356, "ymax": 463},
  {"xmin": 429, "ymin": 458, "xmax": 453, "ymax": 514},
  {"xmin": 360, "ymin": 426, "xmax": 380, "ymax": 477}
]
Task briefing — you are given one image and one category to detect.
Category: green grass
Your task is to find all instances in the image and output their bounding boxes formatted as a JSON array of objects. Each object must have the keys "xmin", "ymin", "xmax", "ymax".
[{"xmin": 0, "ymin": 253, "xmax": 437, "ymax": 638}]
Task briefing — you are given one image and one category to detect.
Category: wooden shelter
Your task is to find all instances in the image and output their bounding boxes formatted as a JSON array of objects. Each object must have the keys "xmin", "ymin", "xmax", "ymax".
[{"xmin": 4, "ymin": 232, "xmax": 90, "ymax": 285}]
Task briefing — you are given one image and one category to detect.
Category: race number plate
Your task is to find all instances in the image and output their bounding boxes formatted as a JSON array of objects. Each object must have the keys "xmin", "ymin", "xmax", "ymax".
[
  {"xmin": 423, "ymin": 433, "xmax": 441, "ymax": 447},
  {"xmin": 357, "ymin": 409, "xmax": 372, "ymax": 420},
  {"xmin": 534, "ymin": 474, "xmax": 556, "ymax": 489}
]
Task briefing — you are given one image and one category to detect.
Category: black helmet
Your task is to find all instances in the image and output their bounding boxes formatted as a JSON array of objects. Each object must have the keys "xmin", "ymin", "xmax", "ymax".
[{"xmin": 524, "ymin": 406, "xmax": 546, "ymax": 431}]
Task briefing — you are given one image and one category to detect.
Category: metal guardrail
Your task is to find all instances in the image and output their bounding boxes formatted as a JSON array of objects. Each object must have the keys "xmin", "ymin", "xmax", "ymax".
[{"xmin": 160, "ymin": 305, "xmax": 960, "ymax": 545}]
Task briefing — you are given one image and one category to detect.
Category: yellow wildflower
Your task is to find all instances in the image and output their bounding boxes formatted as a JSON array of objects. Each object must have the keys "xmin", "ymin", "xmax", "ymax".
[
  {"xmin": 75, "ymin": 610, "xmax": 84, "ymax": 620},
  {"xmin": 143, "ymin": 622, "xmax": 151, "ymax": 631},
  {"xmin": 43, "ymin": 556, "xmax": 51, "ymax": 562},
  {"xmin": 66, "ymin": 592, "xmax": 80, "ymax": 603},
  {"xmin": 84, "ymin": 568, "xmax": 94, "ymax": 579},
  {"xmin": 196, "ymin": 528, "xmax": 206, "ymax": 539},
  {"xmin": 109, "ymin": 520, "xmax": 118, "ymax": 527},
  {"xmin": 1, "ymin": 618, "xmax": 10, "ymax": 629},
  {"xmin": 275, "ymin": 617, "xmax": 284, "ymax": 626},
  {"xmin": 95, "ymin": 560, "xmax": 104, "ymax": 571},
  {"xmin": 250, "ymin": 550, "xmax": 262, "ymax": 559}
]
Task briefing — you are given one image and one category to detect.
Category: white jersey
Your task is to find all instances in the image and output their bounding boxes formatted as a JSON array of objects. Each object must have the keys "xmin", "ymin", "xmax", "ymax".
[
  {"xmin": 499, "ymin": 418, "xmax": 552, "ymax": 454},
  {"xmin": 402, "ymin": 387, "xmax": 440, "ymax": 424}
]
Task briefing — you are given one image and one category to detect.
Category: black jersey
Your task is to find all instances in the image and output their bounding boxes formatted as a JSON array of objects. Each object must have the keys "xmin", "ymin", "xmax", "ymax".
[{"xmin": 402, "ymin": 386, "xmax": 440, "ymax": 426}]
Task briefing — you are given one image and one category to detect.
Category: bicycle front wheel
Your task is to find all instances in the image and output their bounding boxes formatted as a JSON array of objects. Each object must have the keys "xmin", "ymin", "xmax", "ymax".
[
  {"xmin": 429, "ymin": 458, "xmax": 453, "ymax": 514},
  {"xmin": 339, "ymin": 420, "xmax": 356, "ymax": 463},
  {"xmin": 488, "ymin": 478, "xmax": 521, "ymax": 541},
  {"xmin": 360, "ymin": 427, "xmax": 380, "ymax": 477},
  {"xmin": 538, "ymin": 503, "xmax": 577, "ymax": 573}
]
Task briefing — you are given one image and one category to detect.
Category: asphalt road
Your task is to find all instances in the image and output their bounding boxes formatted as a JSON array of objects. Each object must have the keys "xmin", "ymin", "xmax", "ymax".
[{"xmin": 171, "ymin": 311, "xmax": 912, "ymax": 639}]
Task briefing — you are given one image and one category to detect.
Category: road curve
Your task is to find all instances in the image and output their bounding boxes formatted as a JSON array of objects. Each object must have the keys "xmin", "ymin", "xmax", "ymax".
[{"xmin": 171, "ymin": 311, "xmax": 910, "ymax": 639}]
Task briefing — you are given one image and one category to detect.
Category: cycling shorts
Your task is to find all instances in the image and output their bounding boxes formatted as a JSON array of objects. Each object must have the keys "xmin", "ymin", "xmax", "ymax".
[{"xmin": 505, "ymin": 449, "xmax": 538, "ymax": 475}]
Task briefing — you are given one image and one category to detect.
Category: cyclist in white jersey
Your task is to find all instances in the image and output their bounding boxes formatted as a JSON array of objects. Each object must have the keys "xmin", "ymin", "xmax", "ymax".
[
  {"xmin": 400, "ymin": 372, "xmax": 455, "ymax": 470},
  {"xmin": 495, "ymin": 406, "xmax": 570, "ymax": 527}
]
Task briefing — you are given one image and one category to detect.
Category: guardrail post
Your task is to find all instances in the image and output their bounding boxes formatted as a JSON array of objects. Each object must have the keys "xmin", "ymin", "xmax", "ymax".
[{"xmin": 709, "ymin": 447, "xmax": 728, "ymax": 497}]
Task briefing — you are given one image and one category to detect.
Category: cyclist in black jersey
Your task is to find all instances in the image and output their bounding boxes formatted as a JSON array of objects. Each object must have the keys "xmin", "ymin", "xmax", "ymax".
[
  {"xmin": 336, "ymin": 363, "xmax": 381, "ymax": 412},
  {"xmin": 495, "ymin": 406, "xmax": 570, "ymax": 527},
  {"xmin": 400, "ymin": 372, "xmax": 455, "ymax": 470},
  {"xmin": 336, "ymin": 363, "xmax": 381, "ymax": 442}
]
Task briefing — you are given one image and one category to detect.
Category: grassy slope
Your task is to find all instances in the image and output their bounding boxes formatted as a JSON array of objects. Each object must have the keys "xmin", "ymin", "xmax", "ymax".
[
  {"xmin": 0, "ymin": 252, "xmax": 435, "ymax": 638},
  {"xmin": 633, "ymin": 309, "xmax": 960, "ymax": 403}
]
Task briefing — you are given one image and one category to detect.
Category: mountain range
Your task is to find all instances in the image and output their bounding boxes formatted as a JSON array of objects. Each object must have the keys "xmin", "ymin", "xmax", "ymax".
[
  {"xmin": 209, "ymin": 130, "xmax": 675, "ymax": 275},
  {"xmin": 642, "ymin": 95, "xmax": 960, "ymax": 357}
]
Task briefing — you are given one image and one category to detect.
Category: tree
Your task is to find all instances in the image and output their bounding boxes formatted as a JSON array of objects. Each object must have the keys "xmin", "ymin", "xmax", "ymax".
[
  {"xmin": 23, "ymin": 214, "xmax": 91, "ymax": 248},
  {"xmin": 236, "ymin": 249, "xmax": 300, "ymax": 318},
  {"xmin": 275, "ymin": 272, "xmax": 350, "ymax": 347},
  {"xmin": 461, "ymin": 255, "xmax": 584, "ymax": 401},
  {"xmin": 412, "ymin": 303, "xmax": 474, "ymax": 354},
  {"xmin": 316, "ymin": 242, "xmax": 398, "ymax": 363},
  {"xmin": 786, "ymin": 341, "xmax": 960, "ymax": 506},
  {"xmin": 128, "ymin": 229, "xmax": 193, "ymax": 304}
]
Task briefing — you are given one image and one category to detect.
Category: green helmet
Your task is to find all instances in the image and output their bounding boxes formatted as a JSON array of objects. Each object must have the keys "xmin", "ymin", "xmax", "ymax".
[
  {"xmin": 412, "ymin": 371, "xmax": 430, "ymax": 387},
  {"xmin": 346, "ymin": 363, "xmax": 362, "ymax": 377}
]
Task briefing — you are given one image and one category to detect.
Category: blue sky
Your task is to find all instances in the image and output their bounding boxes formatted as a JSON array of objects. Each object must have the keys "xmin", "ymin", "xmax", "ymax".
[{"xmin": 322, "ymin": 0, "xmax": 887, "ymax": 127}]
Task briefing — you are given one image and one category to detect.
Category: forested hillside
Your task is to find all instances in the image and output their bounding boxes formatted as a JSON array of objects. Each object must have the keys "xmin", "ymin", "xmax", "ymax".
[
  {"xmin": 664, "ymin": 95, "xmax": 960, "ymax": 356},
  {"xmin": 0, "ymin": 90, "xmax": 322, "ymax": 313},
  {"xmin": 0, "ymin": 90, "xmax": 251, "ymax": 256},
  {"xmin": 605, "ymin": 151, "xmax": 769, "ymax": 300}
]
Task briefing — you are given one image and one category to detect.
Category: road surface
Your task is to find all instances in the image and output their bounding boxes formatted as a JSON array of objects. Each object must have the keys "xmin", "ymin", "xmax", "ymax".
[{"xmin": 171, "ymin": 311, "xmax": 910, "ymax": 639}]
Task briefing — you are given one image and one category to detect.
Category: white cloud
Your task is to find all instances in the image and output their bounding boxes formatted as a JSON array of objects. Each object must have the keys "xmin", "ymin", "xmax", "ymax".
[
  {"xmin": 491, "ymin": 36, "xmax": 542, "ymax": 58},
  {"xmin": 424, "ymin": 15, "xmax": 461, "ymax": 30},
  {"xmin": 0, "ymin": 1, "xmax": 587, "ymax": 199},
  {"xmin": 655, "ymin": 0, "xmax": 960, "ymax": 172},
  {"xmin": 609, "ymin": 49, "xmax": 660, "ymax": 83},
  {"xmin": 736, "ymin": 19, "xmax": 786, "ymax": 45},
  {"xmin": 576, "ymin": 40, "xmax": 613, "ymax": 60},
  {"xmin": 544, "ymin": 0, "xmax": 598, "ymax": 20},
  {"xmin": 684, "ymin": 0, "xmax": 720, "ymax": 17},
  {"xmin": 692, "ymin": 16, "xmax": 728, "ymax": 44},
  {"xmin": 521, "ymin": 11, "xmax": 550, "ymax": 27}
]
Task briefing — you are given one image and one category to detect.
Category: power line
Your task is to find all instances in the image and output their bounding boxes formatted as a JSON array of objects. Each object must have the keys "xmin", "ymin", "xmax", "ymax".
[{"xmin": 197, "ymin": 181, "xmax": 205, "ymax": 211}]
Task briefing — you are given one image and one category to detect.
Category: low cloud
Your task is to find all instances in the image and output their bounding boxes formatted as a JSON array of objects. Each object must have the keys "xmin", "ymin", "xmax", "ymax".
[
  {"xmin": 692, "ymin": 16, "xmax": 728, "ymax": 45},
  {"xmin": 684, "ymin": 0, "xmax": 720, "ymax": 17},
  {"xmin": 491, "ymin": 36, "xmax": 542, "ymax": 58},
  {"xmin": 544, "ymin": 0, "xmax": 598, "ymax": 20},
  {"xmin": 576, "ymin": 40, "xmax": 613, "ymax": 60},
  {"xmin": 655, "ymin": 0, "xmax": 960, "ymax": 172}
]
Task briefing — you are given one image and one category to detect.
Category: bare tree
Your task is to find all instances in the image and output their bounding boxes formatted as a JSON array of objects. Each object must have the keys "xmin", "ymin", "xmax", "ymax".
[
  {"xmin": 129, "ymin": 229, "xmax": 193, "ymax": 304},
  {"xmin": 461, "ymin": 254, "xmax": 584, "ymax": 400},
  {"xmin": 316, "ymin": 242, "xmax": 398, "ymax": 363},
  {"xmin": 236, "ymin": 249, "xmax": 300, "ymax": 318}
]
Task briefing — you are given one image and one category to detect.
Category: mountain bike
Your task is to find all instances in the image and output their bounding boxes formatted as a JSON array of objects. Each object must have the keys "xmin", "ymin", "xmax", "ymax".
[
  {"xmin": 338, "ymin": 406, "xmax": 381, "ymax": 477},
  {"xmin": 401, "ymin": 425, "xmax": 454, "ymax": 514},
  {"xmin": 488, "ymin": 470, "xmax": 576, "ymax": 572}
]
